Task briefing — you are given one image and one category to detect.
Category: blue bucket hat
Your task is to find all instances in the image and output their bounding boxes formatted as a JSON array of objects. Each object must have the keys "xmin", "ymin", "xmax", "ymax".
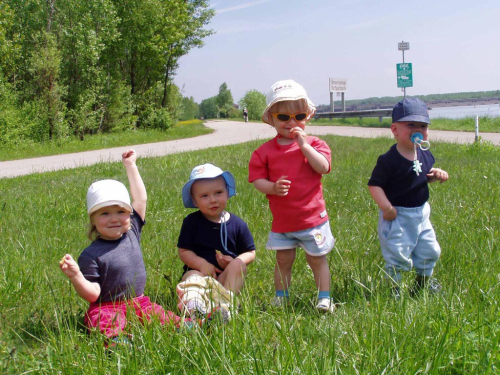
[
  {"xmin": 392, "ymin": 97, "xmax": 430, "ymax": 124},
  {"xmin": 182, "ymin": 164, "xmax": 236, "ymax": 208}
]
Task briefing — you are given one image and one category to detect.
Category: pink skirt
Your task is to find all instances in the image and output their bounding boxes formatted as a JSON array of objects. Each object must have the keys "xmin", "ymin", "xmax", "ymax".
[{"xmin": 84, "ymin": 295, "xmax": 182, "ymax": 337}]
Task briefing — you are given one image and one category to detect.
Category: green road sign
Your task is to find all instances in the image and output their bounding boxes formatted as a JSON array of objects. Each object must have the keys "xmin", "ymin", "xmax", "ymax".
[{"xmin": 397, "ymin": 63, "xmax": 413, "ymax": 88}]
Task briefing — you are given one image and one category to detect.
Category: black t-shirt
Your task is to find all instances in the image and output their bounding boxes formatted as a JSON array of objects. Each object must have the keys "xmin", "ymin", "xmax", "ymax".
[
  {"xmin": 78, "ymin": 212, "xmax": 147, "ymax": 302},
  {"xmin": 368, "ymin": 144, "xmax": 435, "ymax": 208},
  {"xmin": 177, "ymin": 211, "xmax": 256, "ymax": 273}
]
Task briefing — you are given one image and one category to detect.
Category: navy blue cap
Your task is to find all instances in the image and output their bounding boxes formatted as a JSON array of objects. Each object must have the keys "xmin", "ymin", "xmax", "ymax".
[{"xmin": 392, "ymin": 97, "xmax": 430, "ymax": 124}]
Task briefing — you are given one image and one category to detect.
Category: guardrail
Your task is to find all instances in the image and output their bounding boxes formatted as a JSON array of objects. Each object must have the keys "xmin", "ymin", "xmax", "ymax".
[{"xmin": 314, "ymin": 109, "xmax": 392, "ymax": 122}]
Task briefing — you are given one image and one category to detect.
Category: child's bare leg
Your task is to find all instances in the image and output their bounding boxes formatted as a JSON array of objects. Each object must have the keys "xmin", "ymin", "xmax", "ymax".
[
  {"xmin": 181, "ymin": 270, "xmax": 204, "ymax": 281},
  {"xmin": 305, "ymin": 254, "xmax": 330, "ymax": 292},
  {"xmin": 274, "ymin": 249, "xmax": 296, "ymax": 292},
  {"xmin": 217, "ymin": 258, "xmax": 247, "ymax": 295}
]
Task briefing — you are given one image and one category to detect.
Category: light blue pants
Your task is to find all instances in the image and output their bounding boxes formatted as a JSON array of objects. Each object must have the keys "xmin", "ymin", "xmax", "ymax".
[{"xmin": 378, "ymin": 202, "xmax": 441, "ymax": 283}]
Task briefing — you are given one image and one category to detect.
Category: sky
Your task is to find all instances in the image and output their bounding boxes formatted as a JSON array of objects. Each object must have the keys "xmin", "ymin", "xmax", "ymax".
[{"xmin": 174, "ymin": 0, "xmax": 500, "ymax": 107}]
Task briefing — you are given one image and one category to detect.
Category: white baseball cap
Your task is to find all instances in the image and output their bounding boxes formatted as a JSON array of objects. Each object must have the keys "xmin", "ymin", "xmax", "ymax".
[
  {"xmin": 262, "ymin": 79, "xmax": 316, "ymax": 124},
  {"xmin": 86, "ymin": 179, "xmax": 133, "ymax": 216},
  {"xmin": 182, "ymin": 164, "xmax": 236, "ymax": 208}
]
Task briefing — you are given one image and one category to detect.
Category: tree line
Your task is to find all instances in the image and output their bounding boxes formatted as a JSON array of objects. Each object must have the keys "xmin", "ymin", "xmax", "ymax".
[
  {"xmin": 0, "ymin": 0, "xmax": 214, "ymax": 145},
  {"xmin": 198, "ymin": 82, "xmax": 267, "ymax": 122}
]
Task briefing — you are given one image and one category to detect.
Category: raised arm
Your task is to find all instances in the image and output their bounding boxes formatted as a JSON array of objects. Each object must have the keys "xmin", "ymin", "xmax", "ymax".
[{"xmin": 122, "ymin": 149, "xmax": 147, "ymax": 220}]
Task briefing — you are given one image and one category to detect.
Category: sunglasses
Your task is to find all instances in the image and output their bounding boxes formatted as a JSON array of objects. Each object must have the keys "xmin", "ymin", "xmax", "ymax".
[{"xmin": 271, "ymin": 113, "xmax": 308, "ymax": 122}]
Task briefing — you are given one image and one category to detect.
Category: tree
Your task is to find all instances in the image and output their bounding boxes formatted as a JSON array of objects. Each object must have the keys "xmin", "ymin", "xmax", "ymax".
[
  {"xmin": 216, "ymin": 82, "xmax": 234, "ymax": 118},
  {"xmin": 0, "ymin": 0, "xmax": 216, "ymax": 144},
  {"xmin": 158, "ymin": 0, "xmax": 215, "ymax": 108},
  {"xmin": 199, "ymin": 96, "xmax": 218, "ymax": 119},
  {"xmin": 29, "ymin": 31, "xmax": 66, "ymax": 140},
  {"xmin": 179, "ymin": 96, "xmax": 199, "ymax": 120},
  {"xmin": 239, "ymin": 90, "xmax": 266, "ymax": 121}
]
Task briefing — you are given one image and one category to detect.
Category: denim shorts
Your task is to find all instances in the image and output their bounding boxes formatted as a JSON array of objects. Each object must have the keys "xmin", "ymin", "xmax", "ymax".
[{"xmin": 266, "ymin": 221, "xmax": 335, "ymax": 256}]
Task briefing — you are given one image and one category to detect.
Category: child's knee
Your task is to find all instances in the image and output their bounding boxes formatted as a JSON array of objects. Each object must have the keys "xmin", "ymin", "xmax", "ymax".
[
  {"xmin": 305, "ymin": 253, "xmax": 327, "ymax": 267},
  {"xmin": 276, "ymin": 250, "xmax": 295, "ymax": 268},
  {"xmin": 228, "ymin": 259, "xmax": 248, "ymax": 275}
]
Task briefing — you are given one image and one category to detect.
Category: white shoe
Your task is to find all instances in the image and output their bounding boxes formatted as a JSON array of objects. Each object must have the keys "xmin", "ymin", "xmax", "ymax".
[
  {"xmin": 270, "ymin": 296, "xmax": 288, "ymax": 308},
  {"xmin": 316, "ymin": 298, "xmax": 335, "ymax": 314}
]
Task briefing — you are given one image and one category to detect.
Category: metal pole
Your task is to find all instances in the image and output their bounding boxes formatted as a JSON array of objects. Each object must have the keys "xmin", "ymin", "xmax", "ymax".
[
  {"xmin": 330, "ymin": 92, "xmax": 334, "ymax": 112},
  {"xmin": 402, "ymin": 48, "xmax": 406, "ymax": 98},
  {"xmin": 475, "ymin": 116, "xmax": 479, "ymax": 142},
  {"xmin": 341, "ymin": 92, "xmax": 345, "ymax": 111}
]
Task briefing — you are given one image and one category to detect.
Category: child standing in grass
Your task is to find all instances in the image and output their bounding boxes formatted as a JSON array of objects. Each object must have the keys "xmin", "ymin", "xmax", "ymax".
[
  {"xmin": 59, "ymin": 149, "xmax": 182, "ymax": 343},
  {"xmin": 176, "ymin": 163, "xmax": 256, "ymax": 319},
  {"xmin": 248, "ymin": 79, "xmax": 335, "ymax": 314},
  {"xmin": 368, "ymin": 98, "xmax": 449, "ymax": 298}
]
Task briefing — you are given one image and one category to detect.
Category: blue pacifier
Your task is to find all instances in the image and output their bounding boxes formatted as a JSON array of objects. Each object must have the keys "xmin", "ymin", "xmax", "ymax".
[
  {"xmin": 411, "ymin": 132, "xmax": 430, "ymax": 150},
  {"xmin": 411, "ymin": 132, "xmax": 423, "ymax": 144}
]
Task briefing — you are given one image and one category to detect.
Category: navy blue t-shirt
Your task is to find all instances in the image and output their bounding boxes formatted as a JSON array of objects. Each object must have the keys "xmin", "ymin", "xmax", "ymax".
[
  {"xmin": 177, "ymin": 211, "xmax": 256, "ymax": 274},
  {"xmin": 368, "ymin": 144, "xmax": 435, "ymax": 208},
  {"xmin": 78, "ymin": 212, "xmax": 147, "ymax": 303}
]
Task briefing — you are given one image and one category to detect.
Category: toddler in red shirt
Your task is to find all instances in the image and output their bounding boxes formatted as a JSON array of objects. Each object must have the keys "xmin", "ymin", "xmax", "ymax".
[{"xmin": 248, "ymin": 79, "xmax": 335, "ymax": 313}]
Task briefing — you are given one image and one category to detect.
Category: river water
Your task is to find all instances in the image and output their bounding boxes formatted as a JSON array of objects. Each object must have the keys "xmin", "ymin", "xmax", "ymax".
[{"xmin": 429, "ymin": 104, "xmax": 500, "ymax": 119}]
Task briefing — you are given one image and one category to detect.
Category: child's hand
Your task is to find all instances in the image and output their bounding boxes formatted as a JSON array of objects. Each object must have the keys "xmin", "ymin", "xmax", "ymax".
[
  {"xmin": 383, "ymin": 206, "xmax": 397, "ymax": 221},
  {"xmin": 122, "ymin": 149, "xmax": 137, "ymax": 166},
  {"xmin": 59, "ymin": 254, "xmax": 80, "ymax": 278},
  {"xmin": 273, "ymin": 175, "xmax": 291, "ymax": 196},
  {"xmin": 290, "ymin": 127, "xmax": 308, "ymax": 146},
  {"xmin": 427, "ymin": 168, "xmax": 449, "ymax": 183},
  {"xmin": 215, "ymin": 250, "xmax": 233, "ymax": 270},
  {"xmin": 202, "ymin": 261, "xmax": 222, "ymax": 278}
]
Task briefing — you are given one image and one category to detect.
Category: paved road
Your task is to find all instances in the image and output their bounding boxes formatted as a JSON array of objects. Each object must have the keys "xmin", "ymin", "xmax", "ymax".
[{"xmin": 1, "ymin": 120, "xmax": 499, "ymax": 179}]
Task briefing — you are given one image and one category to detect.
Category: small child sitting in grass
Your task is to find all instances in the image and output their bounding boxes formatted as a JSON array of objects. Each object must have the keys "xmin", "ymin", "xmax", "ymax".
[
  {"xmin": 368, "ymin": 98, "xmax": 449, "ymax": 298},
  {"xmin": 176, "ymin": 163, "xmax": 256, "ymax": 320},
  {"xmin": 59, "ymin": 149, "xmax": 184, "ymax": 345}
]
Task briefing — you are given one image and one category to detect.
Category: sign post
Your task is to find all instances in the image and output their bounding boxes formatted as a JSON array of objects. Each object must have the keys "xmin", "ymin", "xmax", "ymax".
[
  {"xmin": 329, "ymin": 78, "xmax": 347, "ymax": 112},
  {"xmin": 397, "ymin": 41, "xmax": 411, "ymax": 98}
]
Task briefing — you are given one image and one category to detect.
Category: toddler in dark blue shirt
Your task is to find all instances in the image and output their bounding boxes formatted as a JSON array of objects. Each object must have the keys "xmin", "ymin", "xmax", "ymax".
[
  {"xmin": 176, "ymin": 164, "xmax": 256, "ymax": 320},
  {"xmin": 368, "ymin": 98, "xmax": 449, "ymax": 298}
]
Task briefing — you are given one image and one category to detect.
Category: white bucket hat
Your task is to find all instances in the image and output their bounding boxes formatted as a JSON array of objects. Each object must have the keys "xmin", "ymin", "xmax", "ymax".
[
  {"xmin": 87, "ymin": 179, "xmax": 132, "ymax": 216},
  {"xmin": 262, "ymin": 79, "xmax": 316, "ymax": 125},
  {"xmin": 182, "ymin": 164, "xmax": 236, "ymax": 208}
]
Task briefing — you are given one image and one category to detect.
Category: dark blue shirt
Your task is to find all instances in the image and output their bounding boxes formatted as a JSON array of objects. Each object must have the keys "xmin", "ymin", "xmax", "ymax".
[
  {"xmin": 368, "ymin": 144, "xmax": 435, "ymax": 208},
  {"xmin": 79, "ymin": 212, "xmax": 147, "ymax": 303},
  {"xmin": 177, "ymin": 211, "xmax": 256, "ymax": 274}
]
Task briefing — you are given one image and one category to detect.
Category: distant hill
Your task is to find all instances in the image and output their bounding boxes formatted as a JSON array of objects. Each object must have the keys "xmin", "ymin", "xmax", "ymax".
[{"xmin": 317, "ymin": 90, "xmax": 500, "ymax": 112}]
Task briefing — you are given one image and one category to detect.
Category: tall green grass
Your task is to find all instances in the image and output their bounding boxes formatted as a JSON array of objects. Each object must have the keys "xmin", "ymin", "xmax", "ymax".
[
  {"xmin": 0, "ymin": 136, "xmax": 499, "ymax": 373},
  {"xmin": 0, "ymin": 120, "xmax": 212, "ymax": 162}
]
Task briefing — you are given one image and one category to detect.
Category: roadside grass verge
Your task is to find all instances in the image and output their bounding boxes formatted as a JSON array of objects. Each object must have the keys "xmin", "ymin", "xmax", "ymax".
[
  {"xmin": 0, "ymin": 120, "xmax": 212, "ymax": 162},
  {"xmin": 0, "ymin": 136, "xmax": 499, "ymax": 373},
  {"xmin": 311, "ymin": 116, "xmax": 500, "ymax": 133}
]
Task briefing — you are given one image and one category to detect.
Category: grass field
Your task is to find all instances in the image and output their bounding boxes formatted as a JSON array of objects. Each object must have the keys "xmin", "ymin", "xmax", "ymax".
[
  {"xmin": 0, "ymin": 120, "xmax": 212, "ymax": 162},
  {"xmin": 311, "ymin": 116, "xmax": 500, "ymax": 133},
  {"xmin": 0, "ymin": 135, "xmax": 499, "ymax": 374}
]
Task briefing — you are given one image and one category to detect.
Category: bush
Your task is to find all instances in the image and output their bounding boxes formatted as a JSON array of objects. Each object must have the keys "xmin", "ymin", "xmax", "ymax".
[{"xmin": 141, "ymin": 107, "xmax": 175, "ymax": 130}]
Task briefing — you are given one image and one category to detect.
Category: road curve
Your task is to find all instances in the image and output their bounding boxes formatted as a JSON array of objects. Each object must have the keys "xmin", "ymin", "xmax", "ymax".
[{"xmin": 1, "ymin": 120, "xmax": 499, "ymax": 179}]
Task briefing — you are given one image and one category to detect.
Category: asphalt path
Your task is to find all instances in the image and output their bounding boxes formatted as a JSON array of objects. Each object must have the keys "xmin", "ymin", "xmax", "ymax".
[{"xmin": 1, "ymin": 120, "xmax": 499, "ymax": 179}]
